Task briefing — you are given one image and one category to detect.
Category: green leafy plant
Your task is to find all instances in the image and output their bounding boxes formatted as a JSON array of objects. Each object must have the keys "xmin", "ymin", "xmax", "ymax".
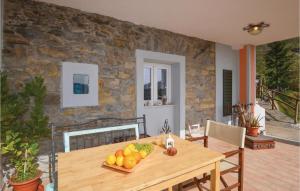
[
  {"xmin": 1, "ymin": 131, "xmax": 39, "ymax": 182},
  {"xmin": 245, "ymin": 113, "xmax": 262, "ymax": 128},
  {"xmin": 1, "ymin": 73, "xmax": 49, "ymax": 182}
]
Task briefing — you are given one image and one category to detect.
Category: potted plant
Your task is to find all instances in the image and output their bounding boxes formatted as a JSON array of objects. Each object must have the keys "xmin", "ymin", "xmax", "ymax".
[
  {"xmin": 1, "ymin": 131, "xmax": 41, "ymax": 191},
  {"xmin": 245, "ymin": 113, "xmax": 262, "ymax": 137},
  {"xmin": 1, "ymin": 74, "xmax": 49, "ymax": 191}
]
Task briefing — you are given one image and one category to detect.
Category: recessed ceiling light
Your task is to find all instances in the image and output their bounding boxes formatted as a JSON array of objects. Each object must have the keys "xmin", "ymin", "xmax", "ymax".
[{"xmin": 243, "ymin": 22, "xmax": 270, "ymax": 35}]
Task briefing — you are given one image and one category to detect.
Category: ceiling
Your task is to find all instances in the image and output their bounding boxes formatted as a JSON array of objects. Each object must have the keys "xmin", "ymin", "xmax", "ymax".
[{"xmin": 38, "ymin": 0, "xmax": 299, "ymax": 49}]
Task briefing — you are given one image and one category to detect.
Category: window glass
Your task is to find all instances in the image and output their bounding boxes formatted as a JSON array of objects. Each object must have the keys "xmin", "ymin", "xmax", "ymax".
[
  {"xmin": 144, "ymin": 67, "xmax": 151, "ymax": 100},
  {"xmin": 157, "ymin": 68, "xmax": 167, "ymax": 100},
  {"xmin": 73, "ymin": 74, "xmax": 89, "ymax": 94}
]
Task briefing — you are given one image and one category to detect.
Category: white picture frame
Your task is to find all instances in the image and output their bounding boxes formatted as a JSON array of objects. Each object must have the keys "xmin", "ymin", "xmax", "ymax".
[{"xmin": 61, "ymin": 62, "xmax": 99, "ymax": 108}]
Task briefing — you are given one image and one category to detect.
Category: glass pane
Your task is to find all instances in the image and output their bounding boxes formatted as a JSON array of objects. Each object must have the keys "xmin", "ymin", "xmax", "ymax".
[
  {"xmin": 144, "ymin": 67, "xmax": 151, "ymax": 100},
  {"xmin": 157, "ymin": 69, "xmax": 167, "ymax": 100},
  {"xmin": 73, "ymin": 74, "xmax": 89, "ymax": 94}
]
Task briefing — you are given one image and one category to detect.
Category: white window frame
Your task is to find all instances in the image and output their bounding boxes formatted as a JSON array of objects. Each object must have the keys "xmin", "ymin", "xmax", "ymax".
[{"xmin": 143, "ymin": 63, "xmax": 171, "ymax": 105}]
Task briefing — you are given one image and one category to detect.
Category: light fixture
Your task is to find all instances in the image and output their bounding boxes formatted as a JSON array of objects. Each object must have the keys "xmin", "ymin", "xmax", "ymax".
[{"xmin": 243, "ymin": 22, "xmax": 270, "ymax": 35}]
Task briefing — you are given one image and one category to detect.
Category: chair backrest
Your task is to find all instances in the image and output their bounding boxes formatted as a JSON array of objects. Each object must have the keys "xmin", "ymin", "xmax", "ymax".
[
  {"xmin": 188, "ymin": 123, "xmax": 200, "ymax": 131},
  {"xmin": 63, "ymin": 124, "xmax": 139, "ymax": 152},
  {"xmin": 205, "ymin": 120, "xmax": 246, "ymax": 148}
]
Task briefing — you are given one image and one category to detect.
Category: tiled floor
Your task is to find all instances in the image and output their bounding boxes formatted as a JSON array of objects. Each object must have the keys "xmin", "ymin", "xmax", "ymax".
[
  {"xmin": 266, "ymin": 124, "xmax": 300, "ymax": 143},
  {"xmin": 184, "ymin": 138, "xmax": 300, "ymax": 191}
]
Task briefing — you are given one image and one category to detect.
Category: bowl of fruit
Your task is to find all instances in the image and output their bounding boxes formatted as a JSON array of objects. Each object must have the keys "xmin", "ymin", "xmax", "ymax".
[{"xmin": 103, "ymin": 143, "xmax": 154, "ymax": 173}]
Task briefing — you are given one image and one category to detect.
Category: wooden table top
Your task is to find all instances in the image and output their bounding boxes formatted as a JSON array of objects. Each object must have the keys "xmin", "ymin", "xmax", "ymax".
[{"xmin": 58, "ymin": 134, "xmax": 224, "ymax": 191}]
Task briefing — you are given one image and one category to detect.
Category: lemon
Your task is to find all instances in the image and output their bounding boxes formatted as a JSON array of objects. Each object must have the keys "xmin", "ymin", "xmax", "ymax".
[
  {"xmin": 106, "ymin": 154, "xmax": 116, "ymax": 165},
  {"xmin": 124, "ymin": 147, "xmax": 132, "ymax": 156},
  {"xmin": 127, "ymin": 144, "xmax": 137, "ymax": 152},
  {"xmin": 139, "ymin": 150, "xmax": 147, "ymax": 159},
  {"xmin": 116, "ymin": 156, "xmax": 124, "ymax": 167}
]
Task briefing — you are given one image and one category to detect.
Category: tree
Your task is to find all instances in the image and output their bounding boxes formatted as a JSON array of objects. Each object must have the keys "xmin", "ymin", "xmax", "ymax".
[
  {"xmin": 1, "ymin": 74, "xmax": 49, "ymax": 142},
  {"xmin": 265, "ymin": 41, "xmax": 296, "ymax": 90},
  {"xmin": 1, "ymin": 73, "xmax": 49, "ymax": 182}
]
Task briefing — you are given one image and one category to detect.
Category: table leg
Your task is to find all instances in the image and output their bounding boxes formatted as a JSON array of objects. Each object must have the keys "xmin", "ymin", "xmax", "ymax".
[
  {"xmin": 178, "ymin": 183, "xmax": 182, "ymax": 191},
  {"xmin": 210, "ymin": 161, "xmax": 220, "ymax": 191}
]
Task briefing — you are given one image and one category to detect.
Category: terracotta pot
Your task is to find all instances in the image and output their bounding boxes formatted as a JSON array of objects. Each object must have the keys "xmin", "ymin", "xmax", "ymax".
[
  {"xmin": 247, "ymin": 127, "xmax": 259, "ymax": 137},
  {"xmin": 9, "ymin": 170, "xmax": 42, "ymax": 191}
]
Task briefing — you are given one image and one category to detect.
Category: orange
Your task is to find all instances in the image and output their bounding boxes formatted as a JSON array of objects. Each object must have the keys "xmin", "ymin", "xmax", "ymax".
[
  {"xmin": 123, "ymin": 155, "xmax": 137, "ymax": 169},
  {"xmin": 132, "ymin": 152, "xmax": 142, "ymax": 163},
  {"xmin": 115, "ymin": 149, "xmax": 124, "ymax": 157}
]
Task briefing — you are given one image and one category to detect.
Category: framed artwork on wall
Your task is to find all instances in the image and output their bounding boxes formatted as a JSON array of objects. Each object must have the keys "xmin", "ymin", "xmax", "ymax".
[{"xmin": 61, "ymin": 62, "xmax": 99, "ymax": 108}]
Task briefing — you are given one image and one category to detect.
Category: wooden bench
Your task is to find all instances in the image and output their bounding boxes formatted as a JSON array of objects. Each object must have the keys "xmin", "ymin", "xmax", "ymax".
[{"xmin": 63, "ymin": 124, "xmax": 139, "ymax": 152}]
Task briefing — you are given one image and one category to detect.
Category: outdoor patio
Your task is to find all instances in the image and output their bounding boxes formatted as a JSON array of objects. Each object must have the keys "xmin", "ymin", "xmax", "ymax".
[
  {"xmin": 1, "ymin": 0, "xmax": 299, "ymax": 191},
  {"xmin": 183, "ymin": 138, "xmax": 300, "ymax": 191},
  {"xmin": 38, "ymin": 136, "xmax": 300, "ymax": 191}
]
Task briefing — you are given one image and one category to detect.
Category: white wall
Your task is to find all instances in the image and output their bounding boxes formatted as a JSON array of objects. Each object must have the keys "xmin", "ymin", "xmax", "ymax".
[
  {"xmin": 215, "ymin": 43, "xmax": 239, "ymax": 123},
  {"xmin": 143, "ymin": 105, "xmax": 175, "ymax": 135},
  {"xmin": 136, "ymin": 50, "xmax": 186, "ymax": 138}
]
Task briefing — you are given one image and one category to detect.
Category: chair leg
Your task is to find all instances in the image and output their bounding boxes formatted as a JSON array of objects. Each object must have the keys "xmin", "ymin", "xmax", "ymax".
[
  {"xmin": 193, "ymin": 178, "xmax": 203, "ymax": 191},
  {"xmin": 220, "ymin": 176, "xmax": 228, "ymax": 188},
  {"xmin": 203, "ymin": 173, "xmax": 208, "ymax": 183},
  {"xmin": 238, "ymin": 148, "xmax": 244, "ymax": 191}
]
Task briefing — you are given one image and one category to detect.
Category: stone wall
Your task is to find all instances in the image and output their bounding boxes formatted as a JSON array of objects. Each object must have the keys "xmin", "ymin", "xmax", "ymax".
[{"xmin": 3, "ymin": 0, "xmax": 216, "ymax": 128}]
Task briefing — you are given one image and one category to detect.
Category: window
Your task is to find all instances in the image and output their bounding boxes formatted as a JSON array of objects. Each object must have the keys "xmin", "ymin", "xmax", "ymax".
[
  {"xmin": 157, "ymin": 68, "xmax": 167, "ymax": 100},
  {"xmin": 73, "ymin": 74, "xmax": 89, "ymax": 94},
  {"xmin": 223, "ymin": 70, "xmax": 232, "ymax": 116},
  {"xmin": 144, "ymin": 67, "xmax": 152, "ymax": 100},
  {"xmin": 144, "ymin": 63, "xmax": 171, "ymax": 105}
]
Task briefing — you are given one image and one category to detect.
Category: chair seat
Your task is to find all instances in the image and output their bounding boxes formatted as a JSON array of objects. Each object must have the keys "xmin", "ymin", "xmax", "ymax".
[
  {"xmin": 188, "ymin": 129, "xmax": 204, "ymax": 138},
  {"xmin": 220, "ymin": 159, "xmax": 238, "ymax": 172},
  {"xmin": 190, "ymin": 132, "xmax": 204, "ymax": 138}
]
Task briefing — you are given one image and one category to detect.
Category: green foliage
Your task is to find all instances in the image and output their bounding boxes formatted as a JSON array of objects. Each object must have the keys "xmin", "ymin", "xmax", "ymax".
[
  {"xmin": 24, "ymin": 76, "xmax": 50, "ymax": 142},
  {"xmin": 276, "ymin": 90, "xmax": 300, "ymax": 121},
  {"xmin": 265, "ymin": 40, "xmax": 296, "ymax": 90},
  {"xmin": 256, "ymin": 45, "xmax": 268, "ymax": 78},
  {"xmin": 1, "ymin": 75, "xmax": 28, "ymax": 137},
  {"xmin": 1, "ymin": 131, "xmax": 39, "ymax": 182},
  {"xmin": 0, "ymin": 73, "xmax": 49, "ymax": 182},
  {"xmin": 258, "ymin": 37, "xmax": 299, "ymax": 91},
  {"xmin": 245, "ymin": 113, "xmax": 262, "ymax": 128}
]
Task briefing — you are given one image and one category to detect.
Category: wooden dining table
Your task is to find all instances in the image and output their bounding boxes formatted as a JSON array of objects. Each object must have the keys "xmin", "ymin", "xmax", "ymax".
[{"xmin": 58, "ymin": 134, "xmax": 225, "ymax": 191}]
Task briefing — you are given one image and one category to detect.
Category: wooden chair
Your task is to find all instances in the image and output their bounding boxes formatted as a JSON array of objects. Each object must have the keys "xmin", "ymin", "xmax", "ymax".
[
  {"xmin": 48, "ymin": 115, "xmax": 147, "ymax": 191},
  {"xmin": 189, "ymin": 120, "xmax": 246, "ymax": 191},
  {"xmin": 186, "ymin": 122, "xmax": 205, "ymax": 141}
]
